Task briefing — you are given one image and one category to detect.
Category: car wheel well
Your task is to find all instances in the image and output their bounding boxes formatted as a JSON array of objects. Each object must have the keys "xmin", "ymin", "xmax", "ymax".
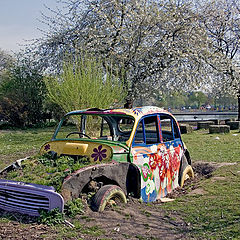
[
  {"xmin": 126, "ymin": 164, "xmax": 141, "ymax": 198},
  {"xmin": 184, "ymin": 149, "xmax": 191, "ymax": 165},
  {"xmin": 81, "ymin": 176, "xmax": 120, "ymax": 194}
]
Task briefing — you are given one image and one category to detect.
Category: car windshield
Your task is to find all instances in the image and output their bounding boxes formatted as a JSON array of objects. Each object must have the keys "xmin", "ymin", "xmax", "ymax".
[{"xmin": 54, "ymin": 113, "xmax": 135, "ymax": 142}]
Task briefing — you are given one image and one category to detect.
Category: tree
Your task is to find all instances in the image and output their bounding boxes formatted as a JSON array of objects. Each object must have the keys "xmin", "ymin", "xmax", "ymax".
[
  {"xmin": 187, "ymin": 91, "xmax": 208, "ymax": 109},
  {"xmin": 29, "ymin": 0, "xmax": 215, "ymax": 107},
  {"xmin": 0, "ymin": 49, "xmax": 13, "ymax": 82},
  {"xmin": 44, "ymin": 55, "xmax": 126, "ymax": 113},
  {"xmin": 198, "ymin": 0, "xmax": 240, "ymax": 118},
  {"xmin": 0, "ymin": 56, "xmax": 46, "ymax": 126}
]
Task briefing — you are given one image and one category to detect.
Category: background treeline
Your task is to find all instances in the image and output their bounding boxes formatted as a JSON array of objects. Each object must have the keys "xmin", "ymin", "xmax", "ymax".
[{"xmin": 139, "ymin": 90, "xmax": 238, "ymax": 110}]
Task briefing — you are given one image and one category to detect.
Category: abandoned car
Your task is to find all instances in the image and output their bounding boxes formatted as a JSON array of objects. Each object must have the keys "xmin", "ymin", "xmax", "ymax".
[{"xmin": 0, "ymin": 106, "xmax": 194, "ymax": 215}]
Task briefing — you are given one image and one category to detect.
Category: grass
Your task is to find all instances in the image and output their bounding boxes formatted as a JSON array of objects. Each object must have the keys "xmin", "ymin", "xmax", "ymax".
[
  {"xmin": 0, "ymin": 127, "xmax": 54, "ymax": 169},
  {"xmin": 182, "ymin": 129, "xmax": 240, "ymax": 163},
  {"xmin": 0, "ymin": 127, "xmax": 239, "ymax": 239},
  {"xmin": 160, "ymin": 129, "xmax": 240, "ymax": 239}
]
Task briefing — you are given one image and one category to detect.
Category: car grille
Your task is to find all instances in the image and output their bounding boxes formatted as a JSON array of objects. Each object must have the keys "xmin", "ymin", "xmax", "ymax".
[
  {"xmin": 0, "ymin": 188, "xmax": 49, "ymax": 215},
  {"xmin": 0, "ymin": 179, "xmax": 64, "ymax": 216}
]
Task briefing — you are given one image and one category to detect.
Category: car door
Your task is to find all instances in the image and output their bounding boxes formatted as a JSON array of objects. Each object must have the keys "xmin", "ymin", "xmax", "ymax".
[{"xmin": 131, "ymin": 114, "xmax": 183, "ymax": 202}]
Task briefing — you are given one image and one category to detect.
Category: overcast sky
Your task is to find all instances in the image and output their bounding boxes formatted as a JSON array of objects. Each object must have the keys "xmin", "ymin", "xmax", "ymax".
[{"xmin": 0, "ymin": 0, "xmax": 59, "ymax": 53}]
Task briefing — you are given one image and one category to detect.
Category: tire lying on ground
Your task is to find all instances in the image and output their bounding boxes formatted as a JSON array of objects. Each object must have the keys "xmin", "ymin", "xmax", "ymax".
[{"xmin": 92, "ymin": 184, "xmax": 127, "ymax": 212}]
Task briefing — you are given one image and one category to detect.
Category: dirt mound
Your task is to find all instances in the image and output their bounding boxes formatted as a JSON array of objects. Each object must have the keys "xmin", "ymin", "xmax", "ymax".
[
  {"xmin": 193, "ymin": 162, "xmax": 216, "ymax": 177},
  {"xmin": 167, "ymin": 161, "xmax": 217, "ymax": 198}
]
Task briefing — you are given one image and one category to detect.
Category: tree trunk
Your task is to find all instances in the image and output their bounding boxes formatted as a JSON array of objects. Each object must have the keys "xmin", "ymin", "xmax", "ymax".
[
  {"xmin": 238, "ymin": 92, "xmax": 240, "ymax": 121},
  {"xmin": 124, "ymin": 99, "xmax": 133, "ymax": 109}
]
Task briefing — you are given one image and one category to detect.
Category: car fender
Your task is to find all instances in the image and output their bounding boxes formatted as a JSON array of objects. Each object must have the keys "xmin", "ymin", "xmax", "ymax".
[{"xmin": 61, "ymin": 162, "xmax": 141, "ymax": 202}]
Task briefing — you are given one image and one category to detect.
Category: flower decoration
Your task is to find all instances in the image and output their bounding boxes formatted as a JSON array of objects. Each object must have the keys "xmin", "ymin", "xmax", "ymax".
[
  {"xmin": 44, "ymin": 144, "xmax": 51, "ymax": 151},
  {"xmin": 141, "ymin": 163, "xmax": 151, "ymax": 181},
  {"xmin": 91, "ymin": 145, "xmax": 107, "ymax": 162},
  {"xmin": 149, "ymin": 154, "xmax": 162, "ymax": 171}
]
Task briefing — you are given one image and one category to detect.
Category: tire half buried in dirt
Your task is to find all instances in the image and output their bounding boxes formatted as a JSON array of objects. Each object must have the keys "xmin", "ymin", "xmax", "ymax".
[
  {"xmin": 180, "ymin": 165, "xmax": 194, "ymax": 187},
  {"xmin": 92, "ymin": 185, "xmax": 127, "ymax": 212}
]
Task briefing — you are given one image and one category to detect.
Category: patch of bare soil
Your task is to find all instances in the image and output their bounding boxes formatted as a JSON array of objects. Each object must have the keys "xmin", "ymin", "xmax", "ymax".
[
  {"xmin": 0, "ymin": 202, "xmax": 189, "ymax": 240},
  {"xmin": 0, "ymin": 210, "xmax": 58, "ymax": 240},
  {"xmin": 77, "ymin": 197, "xmax": 189, "ymax": 240},
  {"xmin": 167, "ymin": 161, "xmax": 237, "ymax": 198},
  {"xmin": 166, "ymin": 161, "xmax": 216, "ymax": 199},
  {"xmin": 0, "ymin": 221, "xmax": 57, "ymax": 240}
]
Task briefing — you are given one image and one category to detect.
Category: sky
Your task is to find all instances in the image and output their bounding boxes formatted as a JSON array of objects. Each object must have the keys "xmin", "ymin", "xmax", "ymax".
[{"xmin": 0, "ymin": 0, "xmax": 60, "ymax": 53}]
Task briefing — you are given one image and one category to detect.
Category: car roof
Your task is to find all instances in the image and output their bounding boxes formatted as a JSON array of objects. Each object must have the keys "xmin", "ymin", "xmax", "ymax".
[{"xmin": 65, "ymin": 106, "xmax": 172, "ymax": 120}]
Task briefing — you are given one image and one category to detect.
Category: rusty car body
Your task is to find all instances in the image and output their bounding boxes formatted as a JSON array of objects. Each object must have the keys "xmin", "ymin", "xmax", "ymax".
[{"xmin": 0, "ymin": 106, "xmax": 194, "ymax": 215}]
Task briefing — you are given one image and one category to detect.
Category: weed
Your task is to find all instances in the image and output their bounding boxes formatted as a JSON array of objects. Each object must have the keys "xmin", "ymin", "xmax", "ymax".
[
  {"xmin": 122, "ymin": 233, "xmax": 131, "ymax": 239},
  {"xmin": 4, "ymin": 155, "xmax": 91, "ymax": 192},
  {"xmin": 81, "ymin": 225, "xmax": 105, "ymax": 236},
  {"xmin": 80, "ymin": 215, "xmax": 94, "ymax": 222},
  {"xmin": 64, "ymin": 198, "xmax": 84, "ymax": 217},
  {"xmin": 38, "ymin": 208, "xmax": 64, "ymax": 226}
]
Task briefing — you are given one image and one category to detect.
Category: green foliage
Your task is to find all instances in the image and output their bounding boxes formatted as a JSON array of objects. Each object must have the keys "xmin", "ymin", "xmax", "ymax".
[
  {"xmin": 6, "ymin": 155, "xmax": 91, "ymax": 192},
  {"xmin": 154, "ymin": 90, "xmax": 236, "ymax": 110},
  {"xmin": 64, "ymin": 198, "xmax": 84, "ymax": 217},
  {"xmin": 163, "ymin": 92, "xmax": 188, "ymax": 109},
  {"xmin": 0, "ymin": 97, "xmax": 28, "ymax": 127},
  {"xmin": 0, "ymin": 57, "xmax": 46, "ymax": 126},
  {"xmin": 45, "ymin": 55, "xmax": 126, "ymax": 113},
  {"xmin": 187, "ymin": 91, "xmax": 208, "ymax": 109},
  {"xmin": 38, "ymin": 208, "xmax": 64, "ymax": 226}
]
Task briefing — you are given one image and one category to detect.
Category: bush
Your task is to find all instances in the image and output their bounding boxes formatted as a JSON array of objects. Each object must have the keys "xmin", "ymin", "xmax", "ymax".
[
  {"xmin": 45, "ymin": 55, "xmax": 126, "ymax": 113},
  {"xmin": 0, "ymin": 97, "xmax": 28, "ymax": 127},
  {"xmin": 0, "ymin": 58, "xmax": 46, "ymax": 127}
]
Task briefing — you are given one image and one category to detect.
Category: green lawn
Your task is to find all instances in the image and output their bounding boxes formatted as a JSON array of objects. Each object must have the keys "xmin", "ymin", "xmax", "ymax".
[
  {"xmin": 182, "ymin": 129, "xmax": 240, "ymax": 163},
  {"xmin": 0, "ymin": 127, "xmax": 55, "ymax": 169}
]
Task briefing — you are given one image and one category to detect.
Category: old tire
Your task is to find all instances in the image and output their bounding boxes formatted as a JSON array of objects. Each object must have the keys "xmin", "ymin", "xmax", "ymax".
[
  {"xmin": 180, "ymin": 165, "xmax": 194, "ymax": 187},
  {"xmin": 92, "ymin": 185, "xmax": 127, "ymax": 212}
]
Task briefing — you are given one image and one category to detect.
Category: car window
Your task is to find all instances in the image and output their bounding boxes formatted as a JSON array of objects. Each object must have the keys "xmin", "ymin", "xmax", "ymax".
[
  {"xmin": 55, "ymin": 114, "xmax": 111, "ymax": 139},
  {"xmin": 134, "ymin": 120, "xmax": 144, "ymax": 144},
  {"xmin": 172, "ymin": 120, "xmax": 180, "ymax": 139},
  {"xmin": 144, "ymin": 116, "xmax": 159, "ymax": 144},
  {"xmin": 160, "ymin": 115, "xmax": 179, "ymax": 142},
  {"xmin": 118, "ymin": 117, "xmax": 134, "ymax": 133},
  {"xmin": 133, "ymin": 115, "xmax": 160, "ymax": 145}
]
